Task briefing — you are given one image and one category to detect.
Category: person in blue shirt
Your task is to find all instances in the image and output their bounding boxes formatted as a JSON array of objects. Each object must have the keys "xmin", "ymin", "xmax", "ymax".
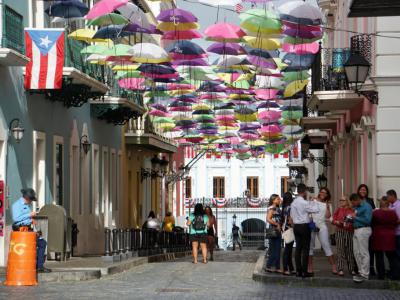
[
  {"xmin": 11, "ymin": 188, "xmax": 51, "ymax": 273},
  {"xmin": 350, "ymin": 193, "xmax": 373, "ymax": 283}
]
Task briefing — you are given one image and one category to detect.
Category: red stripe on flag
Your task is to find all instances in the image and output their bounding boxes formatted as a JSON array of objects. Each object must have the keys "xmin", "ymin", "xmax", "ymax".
[
  {"xmin": 38, "ymin": 52, "xmax": 48, "ymax": 89},
  {"xmin": 273, "ymin": 154, "xmax": 279, "ymax": 159},
  {"xmin": 283, "ymin": 153, "xmax": 289, "ymax": 159},
  {"xmin": 54, "ymin": 32, "xmax": 64, "ymax": 89},
  {"xmin": 24, "ymin": 32, "xmax": 32, "ymax": 89}
]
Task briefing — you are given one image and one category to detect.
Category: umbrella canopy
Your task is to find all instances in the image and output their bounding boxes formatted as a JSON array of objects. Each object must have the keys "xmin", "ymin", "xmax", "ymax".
[
  {"xmin": 282, "ymin": 53, "xmax": 316, "ymax": 71},
  {"xmin": 129, "ymin": 43, "xmax": 170, "ymax": 63},
  {"xmin": 243, "ymin": 36, "xmax": 281, "ymax": 51},
  {"xmin": 204, "ymin": 23, "xmax": 245, "ymax": 42},
  {"xmin": 117, "ymin": 2, "xmax": 153, "ymax": 29},
  {"xmin": 283, "ymin": 80, "xmax": 309, "ymax": 98},
  {"xmin": 102, "ymin": 44, "xmax": 131, "ymax": 56},
  {"xmin": 45, "ymin": 0, "xmax": 89, "ymax": 18},
  {"xmin": 86, "ymin": 0, "xmax": 129, "ymax": 19},
  {"xmin": 282, "ymin": 42, "xmax": 320, "ymax": 55},
  {"xmin": 162, "ymin": 30, "xmax": 202, "ymax": 40},
  {"xmin": 87, "ymin": 13, "xmax": 129, "ymax": 26},
  {"xmin": 239, "ymin": 9, "xmax": 282, "ymax": 35},
  {"xmin": 199, "ymin": 0, "xmax": 241, "ymax": 6},
  {"xmin": 166, "ymin": 40, "xmax": 206, "ymax": 56},
  {"xmin": 207, "ymin": 43, "xmax": 244, "ymax": 55},
  {"xmin": 80, "ymin": 44, "xmax": 109, "ymax": 54},
  {"xmin": 68, "ymin": 28, "xmax": 107, "ymax": 42},
  {"xmin": 157, "ymin": 22, "xmax": 199, "ymax": 32},
  {"xmin": 172, "ymin": 59, "xmax": 208, "ymax": 66},
  {"xmin": 92, "ymin": 25, "xmax": 132, "ymax": 39},
  {"xmin": 122, "ymin": 23, "xmax": 157, "ymax": 34},
  {"xmin": 278, "ymin": 1, "xmax": 323, "ymax": 25},
  {"xmin": 138, "ymin": 64, "xmax": 176, "ymax": 74},
  {"xmin": 157, "ymin": 8, "xmax": 198, "ymax": 23}
]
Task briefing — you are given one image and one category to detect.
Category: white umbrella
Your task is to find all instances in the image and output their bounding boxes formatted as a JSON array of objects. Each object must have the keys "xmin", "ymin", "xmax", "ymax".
[
  {"xmin": 199, "ymin": 0, "xmax": 241, "ymax": 6},
  {"xmin": 129, "ymin": 43, "xmax": 170, "ymax": 63},
  {"xmin": 51, "ymin": 16, "xmax": 84, "ymax": 23},
  {"xmin": 86, "ymin": 54, "xmax": 108, "ymax": 62},
  {"xmin": 116, "ymin": 2, "xmax": 153, "ymax": 29},
  {"xmin": 255, "ymin": 75, "xmax": 285, "ymax": 89},
  {"xmin": 215, "ymin": 55, "xmax": 248, "ymax": 67},
  {"xmin": 278, "ymin": 1, "xmax": 323, "ymax": 25}
]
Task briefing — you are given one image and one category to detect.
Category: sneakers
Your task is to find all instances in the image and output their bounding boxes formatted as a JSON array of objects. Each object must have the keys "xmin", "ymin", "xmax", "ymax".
[
  {"xmin": 37, "ymin": 267, "xmax": 52, "ymax": 273},
  {"xmin": 353, "ymin": 275, "xmax": 368, "ymax": 283}
]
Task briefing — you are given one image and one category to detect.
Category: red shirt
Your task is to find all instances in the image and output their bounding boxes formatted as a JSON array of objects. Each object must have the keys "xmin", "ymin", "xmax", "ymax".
[
  {"xmin": 332, "ymin": 207, "xmax": 354, "ymax": 232},
  {"xmin": 371, "ymin": 209, "xmax": 398, "ymax": 251}
]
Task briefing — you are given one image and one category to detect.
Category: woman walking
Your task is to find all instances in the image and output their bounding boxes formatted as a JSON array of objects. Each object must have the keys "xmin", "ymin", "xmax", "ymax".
[
  {"xmin": 308, "ymin": 187, "xmax": 337, "ymax": 275},
  {"xmin": 187, "ymin": 203, "xmax": 209, "ymax": 264},
  {"xmin": 332, "ymin": 196, "xmax": 356, "ymax": 276},
  {"xmin": 371, "ymin": 196, "xmax": 399, "ymax": 280},
  {"xmin": 281, "ymin": 192, "xmax": 295, "ymax": 275},
  {"xmin": 265, "ymin": 194, "xmax": 283, "ymax": 273},
  {"xmin": 205, "ymin": 206, "xmax": 217, "ymax": 261}
]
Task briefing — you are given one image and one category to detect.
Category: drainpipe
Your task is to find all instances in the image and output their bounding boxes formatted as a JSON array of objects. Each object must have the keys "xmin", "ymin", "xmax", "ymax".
[{"xmin": 0, "ymin": 0, "xmax": 3, "ymax": 46}]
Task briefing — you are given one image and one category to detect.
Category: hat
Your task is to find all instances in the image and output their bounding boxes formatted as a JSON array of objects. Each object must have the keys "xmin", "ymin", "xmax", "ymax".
[{"xmin": 21, "ymin": 188, "xmax": 37, "ymax": 201}]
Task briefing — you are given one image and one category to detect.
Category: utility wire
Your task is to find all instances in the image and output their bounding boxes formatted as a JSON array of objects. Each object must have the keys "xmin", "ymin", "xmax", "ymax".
[{"xmin": 181, "ymin": 0, "xmax": 400, "ymax": 41}]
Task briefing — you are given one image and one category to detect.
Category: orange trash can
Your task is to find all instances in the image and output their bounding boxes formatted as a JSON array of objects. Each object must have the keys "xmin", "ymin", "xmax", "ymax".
[{"xmin": 4, "ymin": 229, "xmax": 38, "ymax": 286}]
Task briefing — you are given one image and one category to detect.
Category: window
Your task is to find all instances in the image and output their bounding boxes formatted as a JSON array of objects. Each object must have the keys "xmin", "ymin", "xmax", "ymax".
[
  {"xmin": 3, "ymin": 6, "xmax": 24, "ymax": 53},
  {"xmin": 281, "ymin": 176, "xmax": 289, "ymax": 196},
  {"xmin": 185, "ymin": 177, "xmax": 192, "ymax": 198},
  {"xmin": 247, "ymin": 177, "xmax": 259, "ymax": 198},
  {"xmin": 92, "ymin": 145, "xmax": 100, "ymax": 216},
  {"xmin": 53, "ymin": 136, "xmax": 64, "ymax": 206},
  {"xmin": 213, "ymin": 177, "xmax": 225, "ymax": 198}
]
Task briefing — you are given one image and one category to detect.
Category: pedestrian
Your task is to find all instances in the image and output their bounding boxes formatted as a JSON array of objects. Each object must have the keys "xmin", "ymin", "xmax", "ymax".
[
  {"xmin": 372, "ymin": 196, "xmax": 399, "ymax": 280},
  {"xmin": 205, "ymin": 206, "xmax": 217, "ymax": 261},
  {"xmin": 290, "ymin": 183, "xmax": 319, "ymax": 278},
  {"xmin": 144, "ymin": 211, "xmax": 161, "ymax": 230},
  {"xmin": 265, "ymin": 194, "xmax": 282, "ymax": 273},
  {"xmin": 186, "ymin": 203, "xmax": 209, "ymax": 264},
  {"xmin": 308, "ymin": 187, "xmax": 337, "ymax": 275},
  {"xmin": 11, "ymin": 188, "xmax": 51, "ymax": 273},
  {"xmin": 281, "ymin": 192, "xmax": 295, "ymax": 275},
  {"xmin": 387, "ymin": 189, "xmax": 400, "ymax": 258},
  {"xmin": 332, "ymin": 195, "xmax": 356, "ymax": 276},
  {"xmin": 350, "ymin": 193, "xmax": 373, "ymax": 283},
  {"xmin": 144, "ymin": 211, "xmax": 161, "ymax": 248},
  {"xmin": 162, "ymin": 211, "xmax": 175, "ymax": 232},
  {"xmin": 357, "ymin": 183, "xmax": 376, "ymax": 276},
  {"xmin": 232, "ymin": 223, "xmax": 242, "ymax": 251}
]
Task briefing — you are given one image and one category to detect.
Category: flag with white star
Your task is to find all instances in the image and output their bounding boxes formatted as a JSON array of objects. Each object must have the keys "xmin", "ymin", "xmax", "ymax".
[{"xmin": 24, "ymin": 28, "xmax": 65, "ymax": 90}]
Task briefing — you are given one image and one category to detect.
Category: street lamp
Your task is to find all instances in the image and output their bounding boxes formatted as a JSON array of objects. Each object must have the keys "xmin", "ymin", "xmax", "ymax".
[
  {"xmin": 9, "ymin": 118, "xmax": 24, "ymax": 143},
  {"xmin": 294, "ymin": 173, "xmax": 303, "ymax": 186},
  {"xmin": 159, "ymin": 156, "xmax": 169, "ymax": 176},
  {"xmin": 232, "ymin": 214, "xmax": 237, "ymax": 225},
  {"xmin": 344, "ymin": 51, "xmax": 378, "ymax": 104},
  {"xmin": 316, "ymin": 174, "xmax": 328, "ymax": 189},
  {"xmin": 80, "ymin": 135, "xmax": 91, "ymax": 154},
  {"xmin": 300, "ymin": 135, "xmax": 311, "ymax": 156}
]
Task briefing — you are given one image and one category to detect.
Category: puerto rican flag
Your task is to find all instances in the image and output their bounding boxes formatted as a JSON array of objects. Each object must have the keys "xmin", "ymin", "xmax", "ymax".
[{"xmin": 24, "ymin": 28, "xmax": 65, "ymax": 90}]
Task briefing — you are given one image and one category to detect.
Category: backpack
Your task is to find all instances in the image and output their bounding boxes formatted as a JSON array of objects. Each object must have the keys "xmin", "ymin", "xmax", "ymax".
[{"xmin": 192, "ymin": 215, "xmax": 206, "ymax": 231}]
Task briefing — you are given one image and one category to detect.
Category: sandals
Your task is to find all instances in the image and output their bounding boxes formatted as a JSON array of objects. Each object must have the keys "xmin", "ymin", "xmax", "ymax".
[
  {"xmin": 338, "ymin": 271, "xmax": 344, "ymax": 276},
  {"xmin": 283, "ymin": 271, "xmax": 291, "ymax": 276},
  {"xmin": 202, "ymin": 260, "xmax": 208, "ymax": 264},
  {"xmin": 265, "ymin": 268, "xmax": 274, "ymax": 273}
]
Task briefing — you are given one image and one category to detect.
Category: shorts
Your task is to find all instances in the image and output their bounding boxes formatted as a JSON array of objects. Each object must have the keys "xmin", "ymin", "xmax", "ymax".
[{"xmin": 189, "ymin": 233, "xmax": 208, "ymax": 244}]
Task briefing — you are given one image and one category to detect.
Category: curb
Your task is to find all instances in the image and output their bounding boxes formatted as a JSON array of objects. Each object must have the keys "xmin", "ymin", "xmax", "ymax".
[{"xmin": 252, "ymin": 254, "xmax": 400, "ymax": 290}]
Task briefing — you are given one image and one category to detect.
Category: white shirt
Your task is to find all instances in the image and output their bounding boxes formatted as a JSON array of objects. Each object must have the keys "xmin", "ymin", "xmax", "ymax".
[
  {"xmin": 311, "ymin": 200, "xmax": 328, "ymax": 227},
  {"xmin": 290, "ymin": 196, "xmax": 320, "ymax": 224}
]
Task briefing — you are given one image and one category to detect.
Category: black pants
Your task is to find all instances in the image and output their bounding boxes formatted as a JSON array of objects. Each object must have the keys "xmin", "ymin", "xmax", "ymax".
[
  {"xmin": 293, "ymin": 223, "xmax": 311, "ymax": 275},
  {"xmin": 282, "ymin": 241, "xmax": 294, "ymax": 272},
  {"xmin": 232, "ymin": 236, "xmax": 242, "ymax": 251},
  {"xmin": 375, "ymin": 251, "xmax": 398, "ymax": 279}
]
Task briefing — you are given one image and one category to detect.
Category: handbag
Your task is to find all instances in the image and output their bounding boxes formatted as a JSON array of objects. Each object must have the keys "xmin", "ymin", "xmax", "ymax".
[
  {"xmin": 282, "ymin": 228, "xmax": 295, "ymax": 244},
  {"xmin": 265, "ymin": 227, "xmax": 280, "ymax": 239}
]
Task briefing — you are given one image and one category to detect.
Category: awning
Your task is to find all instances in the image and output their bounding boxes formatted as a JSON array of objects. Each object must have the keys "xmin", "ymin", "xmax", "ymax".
[
  {"xmin": 349, "ymin": 0, "xmax": 400, "ymax": 17},
  {"xmin": 308, "ymin": 90, "xmax": 363, "ymax": 112}
]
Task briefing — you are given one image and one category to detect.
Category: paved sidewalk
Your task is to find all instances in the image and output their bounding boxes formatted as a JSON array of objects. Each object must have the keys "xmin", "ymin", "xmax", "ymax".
[{"xmin": 1, "ymin": 250, "xmax": 400, "ymax": 300}]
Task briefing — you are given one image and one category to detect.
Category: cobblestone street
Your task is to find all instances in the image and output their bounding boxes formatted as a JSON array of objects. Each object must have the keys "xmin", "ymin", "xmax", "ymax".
[{"xmin": 1, "ymin": 250, "xmax": 400, "ymax": 300}]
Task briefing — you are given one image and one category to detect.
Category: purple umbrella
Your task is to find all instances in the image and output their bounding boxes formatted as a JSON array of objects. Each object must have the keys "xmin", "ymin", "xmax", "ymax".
[
  {"xmin": 172, "ymin": 58, "xmax": 208, "ymax": 66},
  {"xmin": 256, "ymin": 101, "xmax": 280, "ymax": 109},
  {"xmin": 248, "ymin": 55, "xmax": 277, "ymax": 69},
  {"xmin": 123, "ymin": 23, "xmax": 161, "ymax": 34},
  {"xmin": 207, "ymin": 42, "xmax": 244, "ymax": 55},
  {"xmin": 157, "ymin": 8, "xmax": 198, "ymax": 23},
  {"xmin": 283, "ymin": 27, "xmax": 323, "ymax": 39}
]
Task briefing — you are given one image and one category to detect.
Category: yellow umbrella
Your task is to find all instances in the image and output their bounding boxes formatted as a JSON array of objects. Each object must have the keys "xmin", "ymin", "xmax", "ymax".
[
  {"xmin": 284, "ymin": 80, "xmax": 309, "ymax": 98},
  {"xmin": 247, "ymin": 140, "xmax": 266, "ymax": 147},
  {"xmin": 68, "ymin": 29, "xmax": 108, "ymax": 43},
  {"xmin": 157, "ymin": 22, "xmax": 199, "ymax": 32},
  {"xmin": 243, "ymin": 36, "xmax": 281, "ymax": 51},
  {"xmin": 112, "ymin": 64, "xmax": 139, "ymax": 71}
]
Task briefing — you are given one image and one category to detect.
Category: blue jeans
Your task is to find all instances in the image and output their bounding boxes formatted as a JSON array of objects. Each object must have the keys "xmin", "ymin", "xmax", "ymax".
[
  {"xmin": 37, "ymin": 237, "xmax": 47, "ymax": 269},
  {"xmin": 266, "ymin": 235, "xmax": 281, "ymax": 269}
]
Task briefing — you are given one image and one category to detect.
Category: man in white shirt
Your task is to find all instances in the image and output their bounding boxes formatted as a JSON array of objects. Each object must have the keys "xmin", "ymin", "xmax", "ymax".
[{"xmin": 290, "ymin": 184, "xmax": 319, "ymax": 277}]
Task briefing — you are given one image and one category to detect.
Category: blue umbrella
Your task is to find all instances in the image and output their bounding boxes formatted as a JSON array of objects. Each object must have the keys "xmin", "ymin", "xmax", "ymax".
[
  {"xmin": 282, "ymin": 53, "xmax": 316, "ymax": 71},
  {"xmin": 245, "ymin": 47, "xmax": 279, "ymax": 60},
  {"xmin": 138, "ymin": 64, "xmax": 176, "ymax": 74},
  {"xmin": 166, "ymin": 40, "xmax": 206, "ymax": 55},
  {"xmin": 45, "ymin": 0, "xmax": 89, "ymax": 18},
  {"xmin": 93, "ymin": 25, "xmax": 132, "ymax": 40}
]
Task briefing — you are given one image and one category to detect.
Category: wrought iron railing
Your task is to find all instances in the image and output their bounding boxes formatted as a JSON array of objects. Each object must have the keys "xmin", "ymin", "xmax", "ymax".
[
  {"xmin": 1, "ymin": 5, "xmax": 24, "ymax": 54},
  {"xmin": 185, "ymin": 197, "xmax": 270, "ymax": 209}
]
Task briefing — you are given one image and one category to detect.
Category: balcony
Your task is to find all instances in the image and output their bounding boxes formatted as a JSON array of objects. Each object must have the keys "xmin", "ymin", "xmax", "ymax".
[
  {"xmin": 0, "ymin": 5, "xmax": 29, "ymax": 66},
  {"xmin": 91, "ymin": 90, "xmax": 145, "ymax": 125},
  {"xmin": 349, "ymin": 0, "xmax": 400, "ymax": 17},
  {"xmin": 125, "ymin": 115, "xmax": 178, "ymax": 153}
]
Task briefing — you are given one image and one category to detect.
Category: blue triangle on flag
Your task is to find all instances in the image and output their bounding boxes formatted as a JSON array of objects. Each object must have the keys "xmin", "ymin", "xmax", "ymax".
[{"xmin": 26, "ymin": 29, "xmax": 64, "ymax": 56}]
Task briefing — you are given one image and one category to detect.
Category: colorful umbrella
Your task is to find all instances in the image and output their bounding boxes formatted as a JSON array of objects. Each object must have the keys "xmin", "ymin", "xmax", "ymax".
[
  {"xmin": 207, "ymin": 43, "xmax": 244, "ymax": 55},
  {"xmin": 243, "ymin": 36, "xmax": 281, "ymax": 51},
  {"xmin": 116, "ymin": 2, "xmax": 153, "ymax": 29},
  {"xmin": 199, "ymin": 0, "xmax": 241, "ymax": 6},
  {"xmin": 239, "ymin": 9, "xmax": 282, "ymax": 35},
  {"xmin": 129, "ymin": 43, "xmax": 170, "ymax": 63},
  {"xmin": 205, "ymin": 23, "xmax": 245, "ymax": 42},
  {"xmin": 45, "ymin": 0, "xmax": 89, "ymax": 18},
  {"xmin": 278, "ymin": 1, "xmax": 323, "ymax": 25},
  {"xmin": 157, "ymin": 8, "xmax": 198, "ymax": 23},
  {"xmin": 161, "ymin": 30, "xmax": 202, "ymax": 40},
  {"xmin": 86, "ymin": 13, "xmax": 129, "ymax": 26},
  {"xmin": 86, "ymin": 0, "xmax": 129, "ymax": 19}
]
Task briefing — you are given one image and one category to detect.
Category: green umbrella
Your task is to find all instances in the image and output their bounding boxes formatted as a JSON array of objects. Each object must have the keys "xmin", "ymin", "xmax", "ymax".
[
  {"xmin": 87, "ymin": 13, "xmax": 129, "ymax": 26},
  {"xmin": 80, "ymin": 44, "xmax": 109, "ymax": 54},
  {"xmin": 231, "ymin": 80, "xmax": 251, "ymax": 89},
  {"xmin": 284, "ymin": 36, "xmax": 321, "ymax": 45},
  {"xmin": 102, "ymin": 44, "xmax": 131, "ymax": 56},
  {"xmin": 239, "ymin": 9, "xmax": 281, "ymax": 34},
  {"xmin": 115, "ymin": 71, "xmax": 142, "ymax": 79},
  {"xmin": 282, "ymin": 71, "xmax": 310, "ymax": 82},
  {"xmin": 152, "ymin": 117, "xmax": 174, "ymax": 124}
]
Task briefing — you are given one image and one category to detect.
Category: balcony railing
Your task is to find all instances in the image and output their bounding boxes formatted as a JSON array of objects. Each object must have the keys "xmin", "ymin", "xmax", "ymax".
[{"xmin": 1, "ymin": 5, "xmax": 24, "ymax": 54}]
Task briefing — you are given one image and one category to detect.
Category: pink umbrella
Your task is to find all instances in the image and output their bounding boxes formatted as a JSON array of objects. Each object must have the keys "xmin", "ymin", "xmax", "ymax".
[
  {"xmin": 86, "ymin": 0, "xmax": 128, "ymax": 19},
  {"xmin": 118, "ymin": 78, "xmax": 145, "ymax": 90},
  {"xmin": 141, "ymin": 72, "xmax": 179, "ymax": 79},
  {"xmin": 259, "ymin": 124, "xmax": 282, "ymax": 136},
  {"xmin": 161, "ymin": 30, "xmax": 202, "ymax": 41},
  {"xmin": 255, "ymin": 89, "xmax": 279, "ymax": 100},
  {"xmin": 149, "ymin": 109, "xmax": 171, "ymax": 117},
  {"xmin": 204, "ymin": 23, "xmax": 245, "ymax": 42},
  {"xmin": 167, "ymin": 83, "xmax": 195, "ymax": 90},
  {"xmin": 169, "ymin": 53, "xmax": 208, "ymax": 60},
  {"xmin": 282, "ymin": 42, "xmax": 320, "ymax": 54},
  {"xmin": 258, "ymin": 110, "xmax": 282, "ymax": 122}
]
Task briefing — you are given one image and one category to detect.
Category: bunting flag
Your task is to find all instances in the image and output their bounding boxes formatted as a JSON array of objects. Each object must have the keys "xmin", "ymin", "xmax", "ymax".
[
  {"xmin": 235, "ymin": 3, "xmax": 244, "ymax": 14},
  {"xmin": 184, "ymin": 198, "xmax": 195, "ymax": 208},
  {"xmin": 246, "ymin": 197, "xmax": 267, "ymax": 208},
  {"xmin": 24, "ymin": 28, "xmax": 65, "ymax": 90},
  {"xmin": 212, "ymin": 198, "xmax": 230, "ymax": 208}
]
